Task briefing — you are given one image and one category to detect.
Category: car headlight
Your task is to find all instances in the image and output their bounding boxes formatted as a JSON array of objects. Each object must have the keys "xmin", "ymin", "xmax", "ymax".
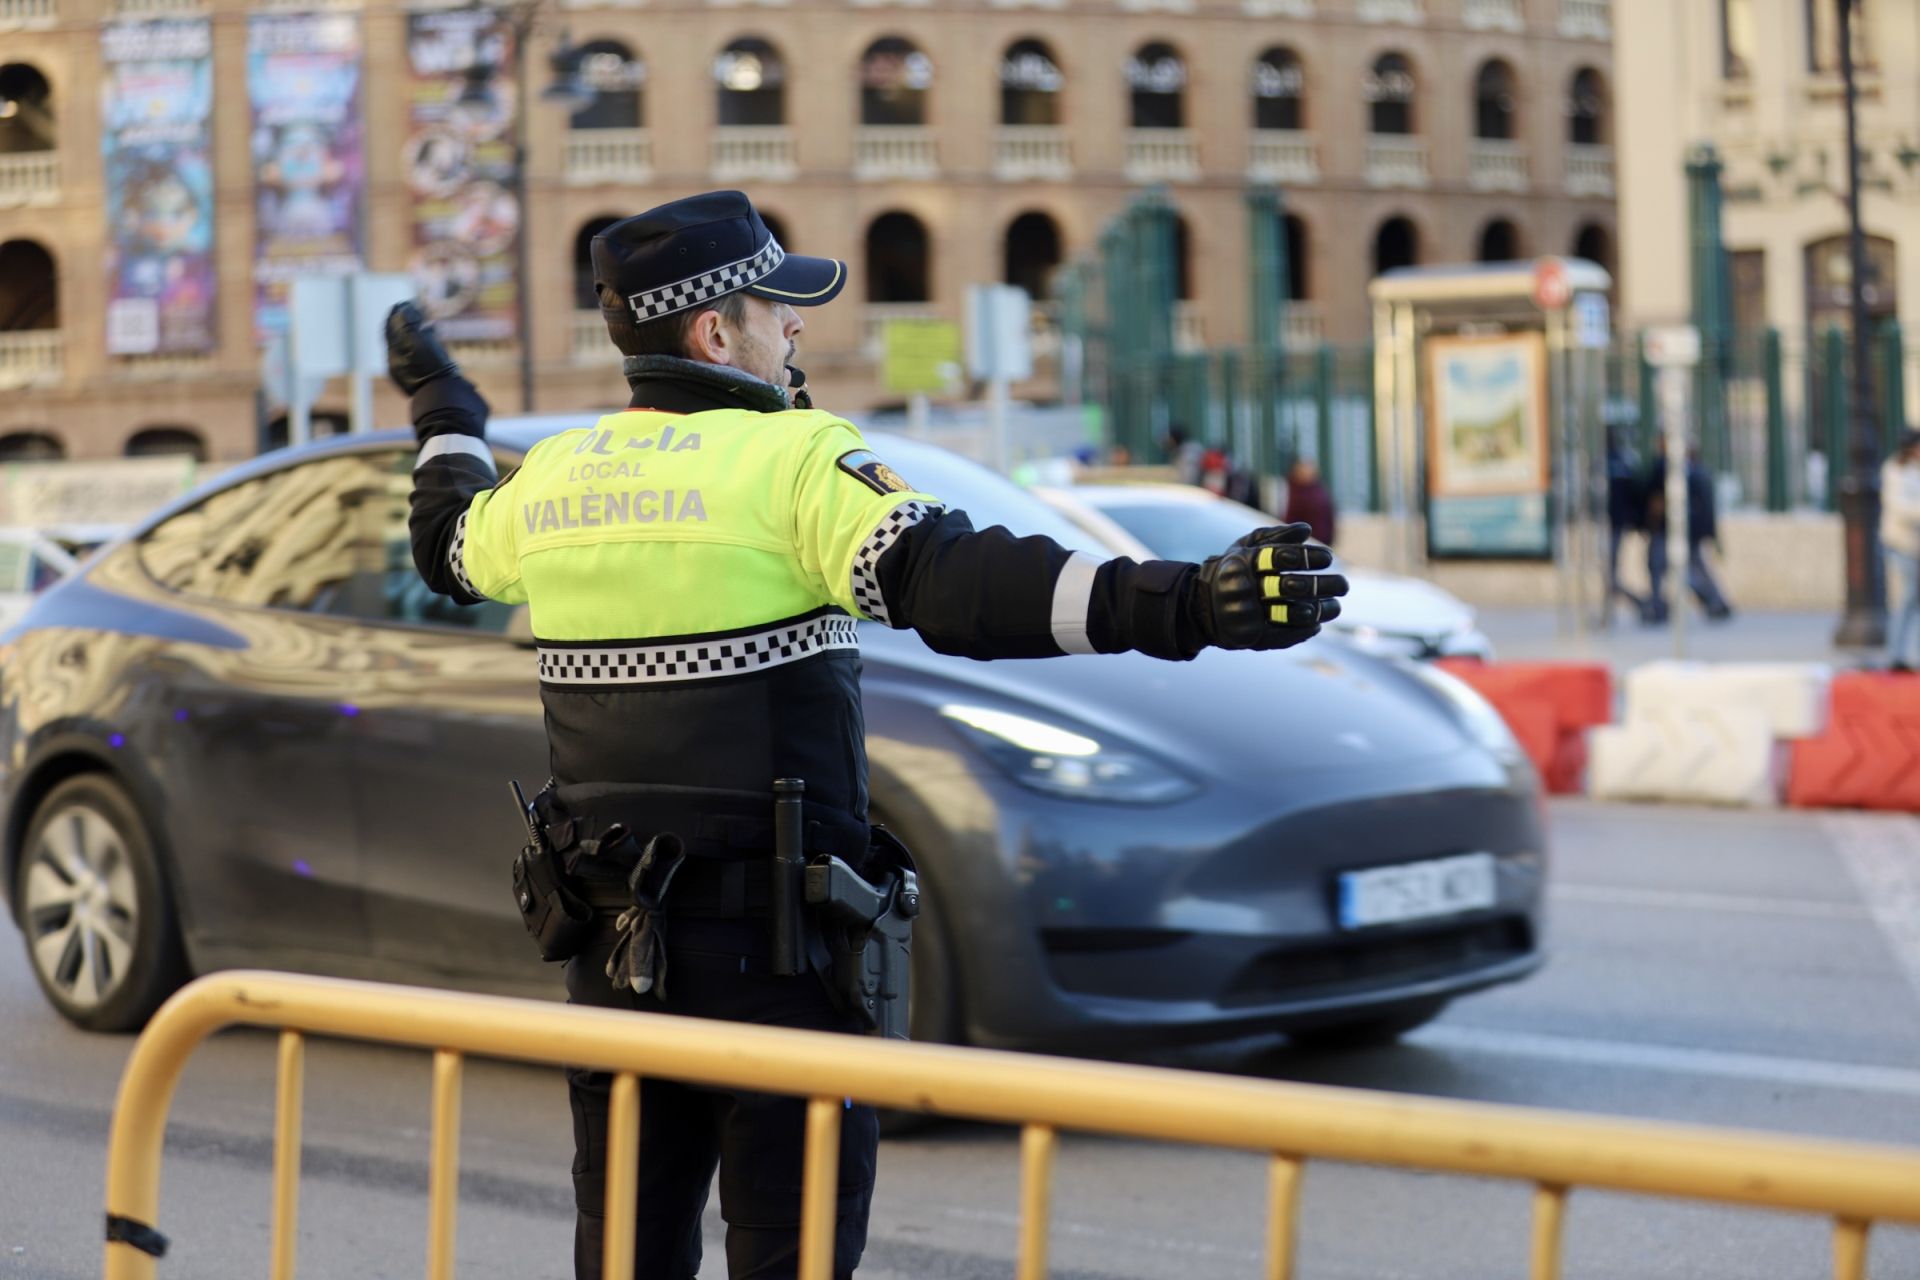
[
  {"xmin": 938, "ymin": 704, "xmax": 1200, "ymax": 804},
  {"xmin": 1402, "ymin": 663, "xmax": 1525, "ymax": 762}
]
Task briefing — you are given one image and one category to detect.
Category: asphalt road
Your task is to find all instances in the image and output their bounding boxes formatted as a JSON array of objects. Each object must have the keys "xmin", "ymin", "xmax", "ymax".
[{"xmin": 6, "ymin": 800, "xmax": 1920, "ymax": 1280}]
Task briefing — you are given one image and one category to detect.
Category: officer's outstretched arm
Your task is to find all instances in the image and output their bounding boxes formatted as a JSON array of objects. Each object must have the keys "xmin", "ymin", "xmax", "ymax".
[
  {"xmin": 791, "ymin": 425, "xmax": 1345, "ymax": 660},
  {"xmin": 389, "ymin": 302, "xmax": 526, "ymax": 606}
]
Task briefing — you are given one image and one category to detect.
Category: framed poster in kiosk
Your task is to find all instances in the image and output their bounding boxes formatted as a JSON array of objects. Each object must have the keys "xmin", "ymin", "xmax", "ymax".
[{"xmin": 1424, "ymin": 333, "xmax": 1551, "ymax": 560}]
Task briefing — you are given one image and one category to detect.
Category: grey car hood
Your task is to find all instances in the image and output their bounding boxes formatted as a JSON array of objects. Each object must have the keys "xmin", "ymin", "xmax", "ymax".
[{"xmin": 860, "ymin": 625, "xmax": 1477, "ymax": 783}]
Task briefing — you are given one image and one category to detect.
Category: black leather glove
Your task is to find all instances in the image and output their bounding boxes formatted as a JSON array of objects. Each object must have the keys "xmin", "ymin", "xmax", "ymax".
[
  {"xmin": 385, "ymin": 301, "xmax": 461, "ymax": 396},
  {"xmin": 1189, "ymin": 523, "xmax": 1347, "ymax": 651}
]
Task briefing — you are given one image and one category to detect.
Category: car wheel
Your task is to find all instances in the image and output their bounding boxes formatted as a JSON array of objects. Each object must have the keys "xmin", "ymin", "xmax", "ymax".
[
  {"xmin": 879, "ymin": 870, "xmax": 960, "ymax": 1136},
  {"xmin": 1285, "ymin": 997, "xmax": 1450, "ymax": 1052},
  {"xmin": 15, "ymin": 775, "xmax": 186, "ymax": 1032}
]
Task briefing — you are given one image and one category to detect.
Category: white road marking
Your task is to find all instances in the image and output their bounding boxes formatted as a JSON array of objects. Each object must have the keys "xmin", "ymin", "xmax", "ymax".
[
  {"xmin": 1823, "ymin": 811, "xmax": 1920, "ymax": 1009},
  {"xmin": 1410, "ymin": 1024, "xmax": 1920, "ymax": 1098},
  {"xmin": 1550, "ymin": 882, "xmax": 1871, "ymax": 921}
]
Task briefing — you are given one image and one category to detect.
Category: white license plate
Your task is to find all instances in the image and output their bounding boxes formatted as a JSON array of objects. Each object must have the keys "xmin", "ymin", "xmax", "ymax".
[{"xmin": 1337, "ymin": 852, "xmax": 1498, "ymax": 929}]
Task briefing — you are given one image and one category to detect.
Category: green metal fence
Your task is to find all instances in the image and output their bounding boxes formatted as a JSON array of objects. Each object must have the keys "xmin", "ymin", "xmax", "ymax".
[{"xmin": 1060, "ymin": 196, "xmax": 1917, "ymax": 516}]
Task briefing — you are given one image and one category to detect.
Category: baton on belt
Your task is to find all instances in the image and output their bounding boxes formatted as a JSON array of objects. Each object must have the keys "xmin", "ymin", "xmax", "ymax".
[{"xmin": 771, "ymin": 777, "xmax": 806, "ymax": 976}]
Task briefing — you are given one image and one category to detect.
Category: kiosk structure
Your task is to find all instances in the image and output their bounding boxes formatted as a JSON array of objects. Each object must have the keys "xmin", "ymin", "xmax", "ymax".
[{"xmin": 1369, "ymin": 258, "xmax": 1614, "ymax": 640}]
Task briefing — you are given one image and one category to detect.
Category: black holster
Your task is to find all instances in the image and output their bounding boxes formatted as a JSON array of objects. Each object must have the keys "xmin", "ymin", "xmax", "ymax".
[{"xmin": 804, "ymin": 826, "xmax": 920, "ymax": 1040}]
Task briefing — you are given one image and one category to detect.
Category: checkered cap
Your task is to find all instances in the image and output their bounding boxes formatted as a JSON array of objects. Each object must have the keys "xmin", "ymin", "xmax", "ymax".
[
  {"xmin": 591, "ymin": 190, "xmax": 847, "ymax": 326},
  {"xmin": 627, "ymin": 239, "xmax": 787, "ymax": 322}
]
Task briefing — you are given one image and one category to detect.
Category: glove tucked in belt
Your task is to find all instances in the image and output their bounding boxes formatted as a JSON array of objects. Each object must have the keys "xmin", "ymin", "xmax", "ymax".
[{"xmin": 605, "ymin": 832, "xmax": 688, "ymax": 998}]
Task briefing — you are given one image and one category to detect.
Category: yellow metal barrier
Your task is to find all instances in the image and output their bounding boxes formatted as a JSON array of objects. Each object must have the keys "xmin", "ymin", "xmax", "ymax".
[{"xmin": 106, "ymin": 971, "xmax": 1920, "ymax": 1280}]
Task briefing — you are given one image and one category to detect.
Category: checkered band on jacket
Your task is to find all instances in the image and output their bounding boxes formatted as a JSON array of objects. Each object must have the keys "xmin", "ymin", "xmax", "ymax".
[
  {"xmin": 850, "ymin": 500, "xmax": 939, "ymax": 626},
  {"xmin": 448, "ymin": 508, "xmax": 477, "ymax": 599},
  {"xmin": 626, "ymin": 240, "xmax": 786, "ymax": 321},
  {"xmin": 536, "ymin": 612, "xmax": 860, "ymax": 685}
]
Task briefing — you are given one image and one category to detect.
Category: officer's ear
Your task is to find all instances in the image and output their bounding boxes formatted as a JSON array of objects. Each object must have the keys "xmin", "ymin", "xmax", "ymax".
[{"xmin": 684, "ymin": 306, "xmax": 734, "ymax": 368}]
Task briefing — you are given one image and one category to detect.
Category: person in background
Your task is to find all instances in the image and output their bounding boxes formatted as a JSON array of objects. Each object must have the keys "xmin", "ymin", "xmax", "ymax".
[
  {"xmin": 1163, "ymin": 424, "xmax": 1203, "ymax": 484},
  {"xmin": 1880, "ymin": 429, "xmax": 1920, "ymax": 672},
  {"xmin": 1643, "ymin": 437, "xmax": 1733, "ymax": 624},
  {"xmin": 1283, "ymin": 457, "xmax": 1336, "ymax": 547},
  {"xmin": 1604, "ymin": 430, "xmax": 1648, "ymax": 623}
]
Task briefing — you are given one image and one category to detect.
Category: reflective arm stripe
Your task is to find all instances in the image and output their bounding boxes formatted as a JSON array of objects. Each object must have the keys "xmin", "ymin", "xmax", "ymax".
[
  {"xmin": 1049, "ymin": 552, "xmax": 1103, "ymax": 655},
  {"xmin": 416, "ymin": 434, "xmax": 495, "ymax": 474},
  {"xmin": 850, "ymin": 499, "xmax": 938, "ymax": 626}
]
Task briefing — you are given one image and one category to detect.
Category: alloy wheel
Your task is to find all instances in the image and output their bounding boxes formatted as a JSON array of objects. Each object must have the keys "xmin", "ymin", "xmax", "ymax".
[{"xmin": 22, "ymin": 803, "xmax": 140, "ymax": 1012}]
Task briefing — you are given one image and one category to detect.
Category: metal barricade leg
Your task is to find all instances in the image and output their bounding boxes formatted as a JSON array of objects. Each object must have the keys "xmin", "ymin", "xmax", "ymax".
[
  {"xmin": 1018, "ymin": 1124, "xmax": 1057, "ymax": 1280},
  {"xmin": 602, "ymin": 1073, "xmax": 641, "ymax": 1280},
  {"xmin": 426, "ymin": 1050, "xmax": 462, "ymax": 1280},
  {"xmin": 1265, "ymin": 1155, "xmax": 1302, "ymax": 1280},
  {"xmin": 798, "ymin": 1097, "xmax": 843, "ymax": 1280},
  {"xmin": 270, "ymin": 1031, "xmax": 305, "ymax": 1280}
]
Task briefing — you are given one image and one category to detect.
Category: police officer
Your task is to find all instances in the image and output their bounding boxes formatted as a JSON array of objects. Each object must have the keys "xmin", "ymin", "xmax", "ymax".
[{"xmin": 391, "ymin": 190, "xmax": 1347, "ymax": 1280}]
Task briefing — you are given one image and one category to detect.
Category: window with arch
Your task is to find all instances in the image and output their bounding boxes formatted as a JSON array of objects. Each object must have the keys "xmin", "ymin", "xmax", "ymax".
[
  {"xmin": 1004, "ymin": 211, "xmax": 1062, "ymax": 302},
  {"xmin": 1253, "ymin": 48, "xmax": 1305, "ymax": 131},
  {"xmin": 714, "ymin": 37, "xmax": 785, "ymax": 127},
  {"xmin": 860, "ymin": 37, "xmax": 932, "ymax": 128},
  {"xmin": 574, "ymin": 216, "xmax": 623, "ymax": 310},
  {"xmin": 1373, "ymin": 216, "xmax": 1418, "ymax": 275},
  {"xmin": 1283, "ymin": 214, "xmax": 1309, "ymax": 301},
  {"xmin": 570, "ymin": 40, "xmax": 644, "ymax": 130},
  {"xmin": 0, "ymin": 431, "xmax": 64, "ymax": 462},
  {"xmin": 1807, "ymin": 0, "xmax": 1874, "ymax": 73},
  {"xmin": 1567, "ymin": 68, "xmax": 1607, "ymax": 146},
  {"xmin": 1365, "ymin": 53, "xmax": 1417, "ymax": 135},
  {"xmin": 865, "ymin": 211, "xmax": 931, "ymax": 303},
  {"xmin": 1478, "ymin": 218, "xmax": 1521, "ymax": 263},
  {"xmin": 1474, "ymin": 60, "xmax": 1517, "ymax": 140},
  {"xmin": 1000, "ymin": 39, "xmax": 1063, "ymax": 127},
  {"xmin": 125, "ymin": 426, "xmax": 207, "ymax": 462},
  {"xmin": 0, "ymin": 63, "xmax": 54, "ymax": 153},
  {"xmin": 1573, "ymin": 223, "xmax": 1613, "ymax": 277},
  {"xmin": 1127, "ymin": 42, "xmax": 1186, "ymax": 130},
  {"xmin": 0, "ymin": 240, "xmax": 58, "ymax": 330}
]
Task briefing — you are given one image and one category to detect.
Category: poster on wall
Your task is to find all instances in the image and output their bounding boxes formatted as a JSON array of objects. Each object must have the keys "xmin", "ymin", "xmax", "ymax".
[
  {"xmin": 249, "ymin": 13, "xmax": 366, "ymax": 341},
  {"xmin": 1424, "ymin": 333, "xmax": 1552, "ymax": 560},
  {"xmin": 403, "ymin": 10, "xmax": 521, "ymax": 343},
  {"xmin": 101, "ymin": 18, "xmax": 217, "ymax": 356}
]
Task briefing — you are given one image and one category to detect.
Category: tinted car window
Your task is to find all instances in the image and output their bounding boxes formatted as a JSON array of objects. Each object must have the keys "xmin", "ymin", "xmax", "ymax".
[
  {"xmin": 137, "ymin": 449, "xmax": 517, "ymax": 633},
  {"xmin": 138, "ymin": 454, "xmax": 388, "ymax": 610}
]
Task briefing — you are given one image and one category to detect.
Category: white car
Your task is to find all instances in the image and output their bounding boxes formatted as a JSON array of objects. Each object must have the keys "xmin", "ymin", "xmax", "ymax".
[
  {"xmin": 1032, "ymin": 483, "xmax": 1494, "ymax": 662},
  {"xmin": 0, "ymin": 529, "xmax": 81, "ymax": 632}
]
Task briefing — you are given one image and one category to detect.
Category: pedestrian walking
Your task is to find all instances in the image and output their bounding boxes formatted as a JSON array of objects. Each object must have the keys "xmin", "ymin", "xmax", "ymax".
[
  {"xmin": 1603, "ymin": 431, "xmax": 1648, "ymax": 623},
  {"xmin": 1644, "ymin": 438, "xmax": 1733, "ymax": 624},
  {"xmin": 1282, "ymin": 457, "xmax": 1336, "ymax": 546},
  {"xmin": 390, "ymin": 190, "xmax": 1350, "ymax": 1280},
  {"xmin": 1881, "ymin": 429, "xmax": 1920, "ymax": 671}
]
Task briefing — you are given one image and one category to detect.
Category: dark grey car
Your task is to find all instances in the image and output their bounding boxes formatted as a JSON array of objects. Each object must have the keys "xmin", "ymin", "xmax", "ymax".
[{"xmin": 1, "ymin": 424, "xmax": 1547, "ymax": 1052}]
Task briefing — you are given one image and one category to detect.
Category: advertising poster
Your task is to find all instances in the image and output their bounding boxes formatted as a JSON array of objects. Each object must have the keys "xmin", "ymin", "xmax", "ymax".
[
  {"xmin": 403, "ymin": 11, "xmax": 521, "ymax": 343},
  {"xmin": 1425, "ymin": 333, "xmax": 1551, "ymax": 560},
  {"xmin": 101, "ymin": 18, "xmax": 217, "ymax": 356},
  {"xmin": 249, "ymin": 13, "xmax": 366, "ymax": 341}
]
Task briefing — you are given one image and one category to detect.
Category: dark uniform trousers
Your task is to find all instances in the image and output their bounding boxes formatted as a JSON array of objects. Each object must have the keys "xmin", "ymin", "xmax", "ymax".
[{"xmin": 565, "ymin": 913, "xmax": 880, "ymax": 1280}]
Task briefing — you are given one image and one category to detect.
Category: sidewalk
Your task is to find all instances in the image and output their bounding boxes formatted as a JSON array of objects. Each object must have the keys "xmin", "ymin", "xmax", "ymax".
[{"xmin": 1475, "ymin": 606, "xmax": 1870, "ymax": 672}]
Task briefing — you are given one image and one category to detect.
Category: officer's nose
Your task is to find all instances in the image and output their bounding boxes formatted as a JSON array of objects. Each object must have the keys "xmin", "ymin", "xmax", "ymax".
[{"xmin": 782, "ymin": 305, "xmax": 803, "ymax": 340}]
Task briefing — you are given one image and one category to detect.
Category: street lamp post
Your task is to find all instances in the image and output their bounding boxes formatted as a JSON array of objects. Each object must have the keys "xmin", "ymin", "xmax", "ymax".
[{"xmin": 1833, "ymin": 0, "xmax": 1886, "ymax": 648}]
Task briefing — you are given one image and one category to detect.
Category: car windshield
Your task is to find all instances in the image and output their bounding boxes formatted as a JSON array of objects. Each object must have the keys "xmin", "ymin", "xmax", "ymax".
[
  {"xmin": 867, "ymin": 435, "xmax": 1114, "ymax": 556},
  {"xmin": 1088, "ymin": 497, "xmax": 1269, "ymax": 564}
]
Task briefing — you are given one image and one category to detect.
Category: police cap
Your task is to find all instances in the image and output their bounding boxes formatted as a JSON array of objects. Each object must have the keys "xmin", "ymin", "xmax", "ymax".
[{"xmin": 592, "ymin": 191, "xmax": 846, "ymax": 326}]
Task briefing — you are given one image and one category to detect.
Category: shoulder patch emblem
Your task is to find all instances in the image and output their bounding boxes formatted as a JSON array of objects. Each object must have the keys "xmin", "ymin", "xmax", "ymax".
[{"xmin": 837, "ymin": 449, "xmax": 913, "ymax": 496}]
